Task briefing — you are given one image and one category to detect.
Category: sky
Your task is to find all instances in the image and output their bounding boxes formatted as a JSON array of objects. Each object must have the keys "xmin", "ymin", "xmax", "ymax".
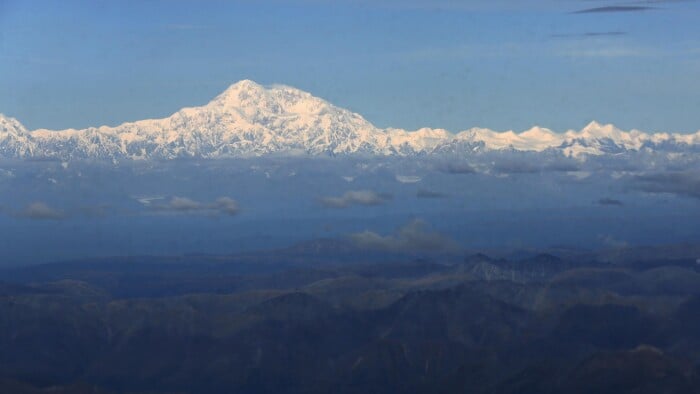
[{"xmin": 1, "ymin": 0, "xmax": 699, "ymax": 134}]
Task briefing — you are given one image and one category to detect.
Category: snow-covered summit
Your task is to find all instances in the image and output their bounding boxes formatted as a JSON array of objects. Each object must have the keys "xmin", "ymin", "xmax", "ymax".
[
  {"xmin": 1, "ymin": 81, "xmax": 699, "ymax": 160},
  {"xmin": 0, "ymin": 113, "xmax": 35, "ymax": 157},
  {"xmin": 27, "ymin": 80, "xmax": 398, "ymax": 159}
]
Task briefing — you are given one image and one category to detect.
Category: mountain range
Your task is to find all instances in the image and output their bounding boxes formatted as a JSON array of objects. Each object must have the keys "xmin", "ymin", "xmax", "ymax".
[
  {"xmin": 2, "ymin": 80, "xmax": 699, "ymax": 160},
  {"xmin": 2, "ymin": 248, "xmax": 700, "ymax": 393}
]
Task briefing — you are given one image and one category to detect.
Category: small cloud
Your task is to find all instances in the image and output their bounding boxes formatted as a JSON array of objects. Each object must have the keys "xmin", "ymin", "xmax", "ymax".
[
  {"xmin": 600, "ymin": 234, "xmax": 629, "ymax": 249},
  {"xmin": 597, "ymin": 198, "xmax": 624, "ymax": 206},
  {"xmin": 166, "ymin": 197, "xmax": 203, "ymax": 212},
  {"xmin": 560, "ymin": 47, "xmax": 650, "ymax": 58},
  {"xmin": 0, "ymin": 169, "xmax": 14, "ymax": 179},
  {"xmin": 18, "ymin": 202, "xmax": 65, "ymax": 220},
  {"xmin": 80, "ymin": 204, "xmax": 112, "ymax": 218},
  {"xmin": 133, "ymin": 196, "xmax": 165, "ymax": 206},
  {"xmin": 639, "ymin": 0, "xmax": 696, "ymax": 3},
  {"xmin": 441, "ymin": 162, "xmax": 476, "ymax": 174},
  {"xmin": 349, "ymin": 219, "xmax": 459, "ymax": 253},
  {"xmin": 395, "ymin": 175, "xmax": 422, "ymax": 184},
  {"xmin": 573, "ymin": 6, "xmax": 656, "ymax": 13},
  {"xmin": 492, "ymin": 159, "xmax": 580, "ymax": 175},
  {"xmin": 416, "ymin": 189, "xmax": 448, "ymax": 199},
  {"xmin": 550, "ymin": 31, "xmax": 627, "ymax": 39},
  {"xmin": 568, "ymin": 171, "xmax": 592, "ymax": 180},
  {"xmin": 319, "ymin": 190, "xmax": 391, "ymax": 208},
  {"xmin": 151, "ymin": 196, "xmax": 240, "ymax": 216},
  {"xmin": 212, "ymin": 197, "xmax": 240, "ymax": 215}
]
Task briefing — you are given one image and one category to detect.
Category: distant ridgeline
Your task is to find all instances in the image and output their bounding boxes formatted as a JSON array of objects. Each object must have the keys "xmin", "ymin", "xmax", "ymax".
[{"xmin": 1, "ymin": 80, "xmax": 699, "ymax": 161}]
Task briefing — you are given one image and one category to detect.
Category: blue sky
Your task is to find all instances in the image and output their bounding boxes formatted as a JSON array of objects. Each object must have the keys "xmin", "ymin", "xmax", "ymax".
[{"xmin": 1, "ymin": 0, "xmax": 699, "ymax": 133}]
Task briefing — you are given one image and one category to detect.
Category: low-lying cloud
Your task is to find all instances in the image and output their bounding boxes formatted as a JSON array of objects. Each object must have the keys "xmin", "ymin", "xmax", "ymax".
[
  {"xmin": 79, "ymin": 204, "xmax": 112, "ymax": 218},
  {"xmin": 349, "ymin": 219, "xmax": 460, "ymax": 253},
  {"xmin": 440, "ymin": 162, "xmax": 476, "ymax": 174},
  {"xmin": 416, "ymin": 189, "xmax": 448, "ymax": 199},
  {"xmin": 598, "ymin": 198, "xmax": 624, "ymax": 206},
  {"xmin": 166, "ymin": 197, "xmax": 202, "ymax": 211},
  {"xmin": 18, "ymin": 202, "xmax": 65, "ymax": 220},
  {"xmin": 151, "ymin": 196, "xmax": 240, "ymax": 216},
  {"xmin": 395, "ymin": 175, "xmax": 422, "ymax": 184},
  {"xmin": 212, "ymin": 197, "xmax": 240, "ymax": 215},
  {"xmin": 492, "ymin": 158, "xmax": 581, "ymax": 175},
  {"xmin": 600, "ymin": 234, "xmax": 630, "ymax": 249},
  {"xmin": 319, "ymin": 190, "xmax": 391, "ymax": 208}
]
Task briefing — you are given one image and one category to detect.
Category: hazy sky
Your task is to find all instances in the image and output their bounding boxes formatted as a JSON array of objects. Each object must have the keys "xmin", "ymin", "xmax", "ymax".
[{"xmin": 1, "ymin": 0, "xmax": 699, "ymax": 133}]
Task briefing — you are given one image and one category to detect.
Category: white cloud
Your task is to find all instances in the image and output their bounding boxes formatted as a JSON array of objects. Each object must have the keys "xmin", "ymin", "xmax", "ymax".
[
  {"xmin": 395, "ymin": 175, "xmax": 422, "ymax": 183},
  {"xmin": 19, "ymin": 202, "xmax": 65, "ymax": 220},
  {"xmin": 212, "ymin": 197, "xmax": 240, "ymax": 215},
  {"xmin": 349, "ymin": 219, "xmax": 459, "ymax": 253},
  {"xmin": 151, "ymin": 196, "xmax": 240, "ymax": 216},
  {"xmin": 319, "ymin": 190, "xmax": 391, "ymax": 208}
]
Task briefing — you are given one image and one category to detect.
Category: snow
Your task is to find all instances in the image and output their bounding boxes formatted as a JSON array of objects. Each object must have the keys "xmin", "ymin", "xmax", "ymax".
[{"xmin": 0, "ymin": 82, "xmax": 699, "ymax": 161}]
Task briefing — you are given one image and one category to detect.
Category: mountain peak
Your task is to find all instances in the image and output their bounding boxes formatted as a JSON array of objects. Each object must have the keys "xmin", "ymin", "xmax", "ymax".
[
  {"xmin": 210, "ymin": 79, "xmax": 266, "ymax": 106},
  {"xmin": 207, "ymin": 80, "xmax": 328, "ymax": 117},
  {"xmin": 0, "ymin": 113, "xmax": 34, "ymax": 157},
  {"xmin": 584, "ymin": 120, "xmax": 604, "ymax": 130},
  {"xmin": 226, "ymin": 79, "xmax": 264, "ymax": 92},
  {"xmin": 521, "ymin": 126, "xmax": 556, "ymax": 138},
  {"xmin": 0, "ymin": 113, "xmax": 28, "ymax": 135},
  {"xmin": 581, "ymin": 120, "xmax": 620, "ymax": 134}
]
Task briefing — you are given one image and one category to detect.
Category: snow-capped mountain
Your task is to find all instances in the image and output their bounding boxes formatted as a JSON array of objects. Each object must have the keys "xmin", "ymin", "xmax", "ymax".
[
  {"xmin": 0, "ymin": 114, "xmax": 35, "ymax": 157},
  {"xmin": 27, "ymin": 80, "xmax": 395, "ymax": 160},
  {"xmin": 1, "ymin": 80, "xmax": 699, "ymax": 160}
]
